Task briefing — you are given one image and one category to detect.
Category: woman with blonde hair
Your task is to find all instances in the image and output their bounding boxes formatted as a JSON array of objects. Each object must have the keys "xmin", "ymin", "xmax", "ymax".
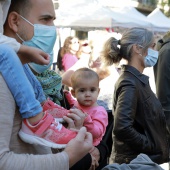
[
  {"xmin": 57, "ymin": 36, "xmax": 80, "ymax": 72},
  {"xmin": 102, "ymin": 27, "xmax": 169, "ymax": 164}
]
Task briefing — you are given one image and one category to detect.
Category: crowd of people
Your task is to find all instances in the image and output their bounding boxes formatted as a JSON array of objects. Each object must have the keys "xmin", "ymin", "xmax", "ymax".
[{"xmin": 0, "ymin": 0, "xmax": 170, "ymax": 170}]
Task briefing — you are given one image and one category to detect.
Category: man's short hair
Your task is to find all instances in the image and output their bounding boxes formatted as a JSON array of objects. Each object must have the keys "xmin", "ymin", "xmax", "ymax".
[{"xmin": 8, "ymin": 0, "xmax": 32, "ymax": 17}]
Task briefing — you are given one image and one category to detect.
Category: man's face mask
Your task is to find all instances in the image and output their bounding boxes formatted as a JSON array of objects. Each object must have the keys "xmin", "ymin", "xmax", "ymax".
[{"xmin": 16, "ymin": 15, "xmax": 57, "ymax": 74}]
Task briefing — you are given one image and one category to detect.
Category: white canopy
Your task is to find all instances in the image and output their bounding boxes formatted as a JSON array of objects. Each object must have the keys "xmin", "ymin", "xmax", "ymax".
[
  {"xmin": 112, "ymin": 6, "xmax": 152, "ymax": 29},
  {"xmin": 114, "ymin": 6, "xmax": 147, "ymax": 22},
  {"xmin": 147, "ymin": 8, "xmax": 170, "ymax": 32},
  {"xmin": 55, "ymin": 1, "xmax": 152, "ymax": 31},
  {"xmin": 55, "ymin": 4, "xmax": 113, "ymax": 30}
]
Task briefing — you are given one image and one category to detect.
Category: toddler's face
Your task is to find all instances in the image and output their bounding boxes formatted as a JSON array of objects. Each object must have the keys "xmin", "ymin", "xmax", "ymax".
[{"xmin": 72, "ymin": 77, "xmax": 100, "ymax": 107}]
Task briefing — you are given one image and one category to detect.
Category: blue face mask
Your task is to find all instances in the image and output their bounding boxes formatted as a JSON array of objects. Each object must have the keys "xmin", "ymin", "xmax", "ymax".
[
  {"xmin": 16, "ymin": 15, "xmax": 56, "ymax": 74},
  {"xmin": 144, "ymin": 48, "xmax": 158, "ymax": 67}
]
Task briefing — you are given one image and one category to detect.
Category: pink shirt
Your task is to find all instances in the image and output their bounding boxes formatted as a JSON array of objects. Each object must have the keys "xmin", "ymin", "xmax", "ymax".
[
  {"xmin": 62, "ymin": 53, "xmax": 78, "ymax": 71},
  {"xmin": 74, "ymin": 102, "xmax": 108, "ymax": 146}
]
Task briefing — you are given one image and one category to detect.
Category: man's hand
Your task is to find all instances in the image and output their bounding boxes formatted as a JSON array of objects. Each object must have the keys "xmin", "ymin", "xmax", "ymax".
[
  {"xmin": 63, "ymin": 108, "xmax": 86, "ymax": 130},
  {"xmin": 64, "ymin": 127, "xmax": 93, "ymax": 168}
]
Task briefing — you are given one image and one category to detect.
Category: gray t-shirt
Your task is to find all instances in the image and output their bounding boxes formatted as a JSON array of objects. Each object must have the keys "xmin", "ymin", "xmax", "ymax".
[{"xmin": 0, "ymin": 74, "xmax": 69, "ymax": 170}]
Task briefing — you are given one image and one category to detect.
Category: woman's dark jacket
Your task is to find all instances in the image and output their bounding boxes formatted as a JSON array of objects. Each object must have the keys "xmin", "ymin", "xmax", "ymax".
[{"xmin": 111, "ymin": 65, "xmax": 169, "ymax": 164}]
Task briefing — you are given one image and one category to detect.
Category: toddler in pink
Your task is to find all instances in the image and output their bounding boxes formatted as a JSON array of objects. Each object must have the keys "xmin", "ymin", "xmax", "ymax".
[{"xmin": 70, "ymin": 68, "xmax": 108, "ymax": 146}]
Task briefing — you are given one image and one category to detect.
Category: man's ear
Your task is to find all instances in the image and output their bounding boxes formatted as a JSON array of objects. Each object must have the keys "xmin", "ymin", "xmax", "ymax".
[
  {"xmin": 71, "ymin": 89, "xmax": 76, "ymax": 98},
  {"xmin": 7, "ymin": 12, "xmax": 21, "ymax": 33}
]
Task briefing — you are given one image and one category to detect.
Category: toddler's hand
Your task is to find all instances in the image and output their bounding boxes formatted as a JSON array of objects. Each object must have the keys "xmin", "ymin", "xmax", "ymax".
[{"xmin": 18, "ymin": 45, "xmax": 50, "ymax": 65}]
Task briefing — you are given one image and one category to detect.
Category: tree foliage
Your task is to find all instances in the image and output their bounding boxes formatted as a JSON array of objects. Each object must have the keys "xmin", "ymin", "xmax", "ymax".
[{"xmin": 158, "ymin": 0, "xmax": 170, "ymax": 17}]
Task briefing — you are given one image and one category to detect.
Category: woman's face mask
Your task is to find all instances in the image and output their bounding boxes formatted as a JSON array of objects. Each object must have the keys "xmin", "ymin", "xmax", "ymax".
[
  {"xmin": 144, "ymin": 48, "xmax": 158, "ymax": 67},
  {"xmin": 16, "ymin": 15, "xmax": 57, "ymax": 74},
  {"xmin": 138, "ymin": 45, "xmax": 158, "ymax": 68}
]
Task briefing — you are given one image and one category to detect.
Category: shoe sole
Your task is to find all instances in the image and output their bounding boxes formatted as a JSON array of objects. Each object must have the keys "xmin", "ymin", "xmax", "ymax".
[{"xmin": 18, "ymin": 130, "xmax": 66, "ymax": 149}]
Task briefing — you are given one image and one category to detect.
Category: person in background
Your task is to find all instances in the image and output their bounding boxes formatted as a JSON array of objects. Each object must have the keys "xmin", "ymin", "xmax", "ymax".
[
  {"xmin": 102, "ymin": 27, "xmax": 169, "ymax": 164},
  {"xmin": 61, "ymin": 42, "xmax": 92, "ymax": 87},
  {"xmin": 96, "ymin": 65, "xmax": 120, "ymax": 110},
  {"xmin": 57, "ymin": 36, "xmax": 80, "ymax": 72},
  {"xmin": 77, "ymin": 40, "xmax": 92, "ymax": 59},
  {"xmin": 154, "ymin": 31, "xmax": 170, "ymax": 140},
  {"xmin": 102, "ymin": 154, "xmax": 164, "ymax": 170}
]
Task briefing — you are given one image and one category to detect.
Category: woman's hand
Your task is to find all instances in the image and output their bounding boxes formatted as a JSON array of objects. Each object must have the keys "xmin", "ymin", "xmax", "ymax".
[
  {"xmin": 89, "ymin": 154, "xmax": 99, "ymax": 170},
  {"xmin": 89, "ymin": 147, "xmax": 100, "ymax": 170}
]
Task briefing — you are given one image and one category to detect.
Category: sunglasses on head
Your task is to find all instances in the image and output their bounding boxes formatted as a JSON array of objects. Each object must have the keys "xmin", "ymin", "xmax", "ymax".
[{"xmin": 82, "ymin": 43, "xmax": 88, "ymax": 47}]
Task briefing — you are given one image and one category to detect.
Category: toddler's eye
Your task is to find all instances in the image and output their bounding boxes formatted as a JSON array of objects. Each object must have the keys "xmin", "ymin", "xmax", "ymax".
[{"xmin": 91, "ymin": 88, "xmax": 96, "ymax": 92}]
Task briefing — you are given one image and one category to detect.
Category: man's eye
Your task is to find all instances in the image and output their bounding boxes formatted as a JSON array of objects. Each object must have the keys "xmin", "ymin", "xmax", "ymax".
[
  {"xmin": 43, "ymin": 18, "xmax": 49, "ymax": 21},
  {"xmin": 41, "ymin": 17, "xmax": 51, "ymax": 22}
]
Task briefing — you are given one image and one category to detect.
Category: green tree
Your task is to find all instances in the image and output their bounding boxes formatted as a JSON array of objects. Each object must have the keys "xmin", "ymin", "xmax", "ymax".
[
  {"xmin": 159, "ymin": 0, "xmax": 170, "ymax": 17},
  {"xmin": 150, "ymin": 0, "xmax": 158, "ymax": 6}
]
